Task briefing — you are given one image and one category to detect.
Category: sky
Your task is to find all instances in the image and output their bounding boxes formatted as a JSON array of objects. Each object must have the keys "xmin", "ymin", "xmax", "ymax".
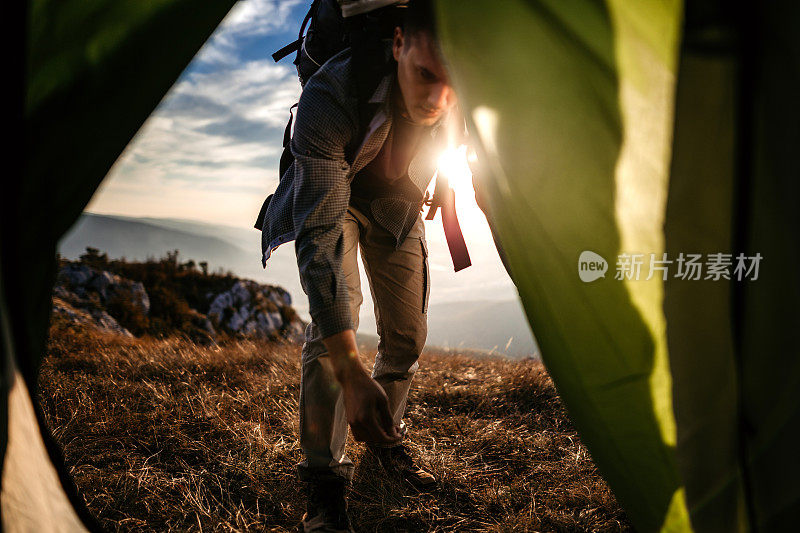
[
  {"xmin": 84, "ymin": 0, "xmax": 520, "ymax": 307},
  {"xmin": 87, "ymin": 0, "xmax": 308, "ymax": 228}
]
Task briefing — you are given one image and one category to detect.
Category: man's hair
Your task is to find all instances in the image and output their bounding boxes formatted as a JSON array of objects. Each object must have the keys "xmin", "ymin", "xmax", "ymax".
[{"xmin": 403, "ymin": 0, "xmax": 437, "ymax": 41}]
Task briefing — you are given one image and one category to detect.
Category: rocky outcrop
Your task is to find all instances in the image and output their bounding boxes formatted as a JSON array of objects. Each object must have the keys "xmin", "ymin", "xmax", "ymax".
[
  {"xmin": 52, "ymin": 297, "xmax": 133, "ymax": 337},
  {"xmin": 52, "ymin": 263, "xmax": 305, "ymax": 343},
  {"xmin": 53, "ymin": 264, "xmax": 149, "ymax": 337},
  {"xmin": 58, "ymin": 264, "xmax": 150, "ymax": 316},
  {"xmin": 207, "ymin": 280, "xmax": 305, "ymax": 343}
]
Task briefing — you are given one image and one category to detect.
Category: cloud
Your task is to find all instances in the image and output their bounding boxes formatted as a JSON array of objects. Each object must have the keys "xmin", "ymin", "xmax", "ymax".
[
  {"xmin": 196, "ymin": 0, "xmax": 304, "ymax": 66},
  {"xmin": 96, "ymin": 1, "xmax": 304, "ymax": 227},
  {"xmin": 219, "ymin": 0, "xmax": 304, "ymax": 37},
  {"xmin": 170, "ymin": 59, "xmax": 299, "ymax": 128},
  {"xmin": 109, "ymin": 59, "xmax": 298, "ymax": 191}
]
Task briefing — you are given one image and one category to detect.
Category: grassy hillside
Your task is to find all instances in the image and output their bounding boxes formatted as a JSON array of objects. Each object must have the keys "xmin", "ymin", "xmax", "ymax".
[{"xmin": 39, "ymin": 318, "xmax": 630, "ymax": 532}]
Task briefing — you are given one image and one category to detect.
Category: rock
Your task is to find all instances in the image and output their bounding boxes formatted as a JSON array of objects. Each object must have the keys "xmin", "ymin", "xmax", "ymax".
[
  {"xmin": 52, "ymin": 285, "xmax": 73, "ymax": 301},
  {"xmin": 51, "ymin": 299, "xmax": 84, "ymax": 323},
  {"xmin": 262, "ymin": 287, "xmax": 291, "ymax": 308},
  {"xmin": 243, "ymin": 320, "xmax": 258, "ymax": 336},
  {"xmin": 208, "ymin": 280, "xmax": 252, "ymax": 324},
  {"xmin": 279, "ymin": 289, "xmax": 292, "ymax": 306},
  {"xmin": 57, "ymin": 264, "xmax": 93, "ymax": 288},
  {"xmin": 231, "ymin": 281, "xmax": 251, "ymax": 306},
  {"xmin": 284, "ymin": 319, "xmax": 306, "ymax": 343},
  {"xmin": 52, "ymin": 297, "xmax": 132, "ymax": 337},
  {"xmin": 53, "ymin": 260, "xmax": 307, "ymax": 343},
  {"xmin": 208, "ymin": 292, "xmax": 234, "ymax": 322},
  {"xmin": 202, "ymin": 279, "xmax": 308, "ymax": 341},
  {"xmin": 89, "ymin": 271, "xmax": 116, "ymax": 300},
  {"xmin": 267, "ymin": 311, "xmax": 283, "ymax": 331},
  {"xmin": 255, "ymin": 311, "xmax": 280, "ymax": 335},
  {"xmin": 53, "ymin": 263, "xmax": 153, "ymax": 337},
  {"xmin": 55, "ymin": 264, "xmax": 150, "ymax": 318},
  {"xmin": 267, "ymin": 290, "xmax": 287, "ymax": 308},
  {"xmin": 130, "ymin": 282, "xmax": 150, "ymax": 315},
  {"xmin": 227, "ymin": 305, "xmax": 251, "ymax": 332},
  {"xmin": 91, "ymin": 310, "xmax": 133, "ymax": 337}
]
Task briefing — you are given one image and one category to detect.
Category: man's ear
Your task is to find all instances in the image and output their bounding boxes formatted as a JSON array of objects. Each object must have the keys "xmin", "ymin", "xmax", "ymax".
[{"xmin": 392, "ymin": 27, "xmax": 404, "ymax": 61}]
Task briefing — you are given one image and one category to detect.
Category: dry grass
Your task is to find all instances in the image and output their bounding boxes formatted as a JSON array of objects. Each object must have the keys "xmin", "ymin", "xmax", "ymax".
[{"xmin": 39, "ymin": 319, "xmax": 630, "ymax": 532}]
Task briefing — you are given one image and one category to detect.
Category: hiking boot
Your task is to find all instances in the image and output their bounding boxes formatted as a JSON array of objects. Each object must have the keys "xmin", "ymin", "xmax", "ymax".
[
  {"xmin": 301, "ymin": 477, "xmax": 354, "ymax": 533},
  {"xmin": 368, "ymin": 444, "xmax": 437, "ymax": 489}
]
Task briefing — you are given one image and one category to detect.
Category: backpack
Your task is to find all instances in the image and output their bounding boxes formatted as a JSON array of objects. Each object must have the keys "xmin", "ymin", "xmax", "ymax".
[
  {"xmin": 267, "ymin": 0, "xmax": 406, "ymax": 181},
  {"xmin": 253, "ymin": 0, "xmax": 406, "ymax": 229},
  {"xmin": 272, "ymin": 0, "xmax": 406, "ymax": 89}
]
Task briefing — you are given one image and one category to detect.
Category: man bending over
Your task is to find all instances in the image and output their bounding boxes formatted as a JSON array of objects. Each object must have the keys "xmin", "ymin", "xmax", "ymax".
[{"xmin": 261, "ymin": 1, "xmax": 456, "ymax": 529}]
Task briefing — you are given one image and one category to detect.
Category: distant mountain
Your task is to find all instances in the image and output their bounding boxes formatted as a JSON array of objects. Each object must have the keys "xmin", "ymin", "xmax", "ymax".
[
  {"xmin": 427, "ymin": 300, "xmax": 540, "ymax": 357},
  {"xmin": 124, "ymin": 216, "xmax": 259, "ymax": 252},
  {"xmin": 60, "ymin": 214, "xmax": 249, "ymax": 268},
  {"xmin": 59, "ymin": 213, "xmax": 539, "ymax": 358}
]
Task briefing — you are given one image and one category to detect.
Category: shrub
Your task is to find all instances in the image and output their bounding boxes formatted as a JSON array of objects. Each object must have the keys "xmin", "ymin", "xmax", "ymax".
[{"xmin": 106, "ymin": 292, "xmax": 150, "ymax": 336}]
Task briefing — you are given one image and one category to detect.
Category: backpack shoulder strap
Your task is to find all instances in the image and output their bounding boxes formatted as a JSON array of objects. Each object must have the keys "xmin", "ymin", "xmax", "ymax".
[{"xmin": 271, "ymin": 0, "xmax": 318, "ymax": 62}]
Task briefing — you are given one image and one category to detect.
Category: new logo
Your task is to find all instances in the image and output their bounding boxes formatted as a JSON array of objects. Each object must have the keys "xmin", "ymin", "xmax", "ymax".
[{"xmin": 578, "ymin": 251, "xmax": 608, "ymax": 282}]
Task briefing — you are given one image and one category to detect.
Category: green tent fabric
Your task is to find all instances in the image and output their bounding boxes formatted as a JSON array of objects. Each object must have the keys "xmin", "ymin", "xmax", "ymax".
[
  {"xmin": 5, "ymin": 0, "xmax": 799, "ymax": 531},
  {"xmin": 437, "ymin": 0, "xmax": 799, "ymax": 531},
  {"xmin": 436, "ymin": 1, "xmax": 689, "ymax": 530},
  {"xmin": 2, "ymin": 1, "xmax": 234, "ymax": 529},
  {"xmin": 666, "ymin": 1, "xmax": 800, "ymax": 530}
]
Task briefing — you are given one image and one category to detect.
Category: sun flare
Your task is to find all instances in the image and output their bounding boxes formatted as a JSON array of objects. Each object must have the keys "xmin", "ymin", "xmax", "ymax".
[{"xmin": 432, "ymin": 145, "xmax": 487, "ymax": 232}]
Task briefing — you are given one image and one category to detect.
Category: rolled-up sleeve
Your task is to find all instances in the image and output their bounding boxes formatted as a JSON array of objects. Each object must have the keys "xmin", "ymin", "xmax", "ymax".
[{"xmin": 291, "ymin": 73, "xmax": 357, "ymax": 339}]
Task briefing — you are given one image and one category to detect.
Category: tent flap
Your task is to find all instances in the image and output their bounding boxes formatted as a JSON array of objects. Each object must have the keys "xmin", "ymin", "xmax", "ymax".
[
  {"xmin": 1, "ymin": 1, "xmax": 235, "ymax": 529},
  {"xmin": 436, "ymin": 0, "xmax": 689, "ymax": 530}
]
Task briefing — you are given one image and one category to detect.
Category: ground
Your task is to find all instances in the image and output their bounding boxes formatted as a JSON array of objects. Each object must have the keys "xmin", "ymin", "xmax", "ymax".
[{"xmin": 39, "ymin": 319, "xmax": 631, "ymax": 532}]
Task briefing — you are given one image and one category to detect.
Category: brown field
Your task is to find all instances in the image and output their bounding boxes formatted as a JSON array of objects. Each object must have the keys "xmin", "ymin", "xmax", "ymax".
[{"xmin": 39, "ymin": 318, "xmax": 630, "ymax": 532}]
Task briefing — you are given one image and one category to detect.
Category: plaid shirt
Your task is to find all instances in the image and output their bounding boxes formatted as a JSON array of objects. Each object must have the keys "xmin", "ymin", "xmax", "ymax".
[{"xmin": 261, "ymin": 49, "xmax": 445, "ymax": 338}]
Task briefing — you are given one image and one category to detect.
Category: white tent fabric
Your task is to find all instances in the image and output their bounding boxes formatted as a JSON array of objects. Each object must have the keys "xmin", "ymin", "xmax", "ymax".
[{"xmin": 1, "ymin": 367, "xmax": 86, "ymax": 533}]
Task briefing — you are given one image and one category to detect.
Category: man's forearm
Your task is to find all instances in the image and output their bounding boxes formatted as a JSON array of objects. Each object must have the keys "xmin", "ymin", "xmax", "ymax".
[
  {"xmin": 321, "ymin": 328, "xmax": 402, "ymax": 444},
  {"xmin": 322, "ymin": 329, "xmax": 366, "ymax": 383}
]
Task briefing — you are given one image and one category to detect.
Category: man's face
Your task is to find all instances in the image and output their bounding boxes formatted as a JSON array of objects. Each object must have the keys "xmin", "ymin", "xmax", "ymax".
[{"xmin": 393, "ymin": 28, "xmax": 457, "ymax": 126}]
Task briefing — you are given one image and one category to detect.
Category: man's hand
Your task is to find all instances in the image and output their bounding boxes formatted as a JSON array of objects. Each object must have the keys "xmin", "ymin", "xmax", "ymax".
[{"xmin": 323, "ymin": 330, "xmax": 402, "ymax": 445}]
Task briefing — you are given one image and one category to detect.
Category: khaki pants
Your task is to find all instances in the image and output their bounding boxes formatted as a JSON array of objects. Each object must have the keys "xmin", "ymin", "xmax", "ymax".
[{"xmin": 297, "ymin": 206, "xmax": 430, "ymax": 481}]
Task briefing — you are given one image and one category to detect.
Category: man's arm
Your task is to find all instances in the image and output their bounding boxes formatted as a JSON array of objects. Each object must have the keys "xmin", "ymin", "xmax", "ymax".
[
  {"xmin": 323, "ymin": 330, "xmax": 402, "ymax": 443},
  {"xmin": 291, "ymin": 70, "xmax": 401, "ymax": 445}
]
